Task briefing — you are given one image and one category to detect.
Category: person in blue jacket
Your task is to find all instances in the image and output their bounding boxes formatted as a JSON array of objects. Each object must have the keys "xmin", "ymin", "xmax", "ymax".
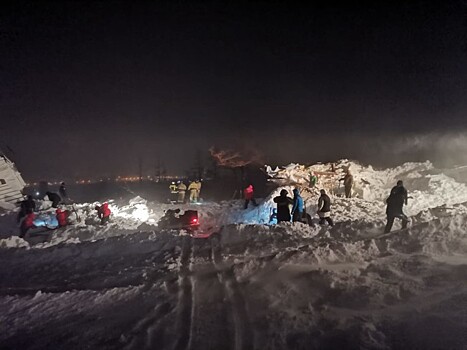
[{"xmin": 291, "ymin": 188, "xmax": 304, "ymax": 222}]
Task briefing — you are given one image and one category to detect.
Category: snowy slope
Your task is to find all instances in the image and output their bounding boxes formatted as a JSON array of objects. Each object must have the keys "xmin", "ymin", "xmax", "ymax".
[{"xmin": 1, "ymin": 160, "xmax": 467, "ymax": 349}]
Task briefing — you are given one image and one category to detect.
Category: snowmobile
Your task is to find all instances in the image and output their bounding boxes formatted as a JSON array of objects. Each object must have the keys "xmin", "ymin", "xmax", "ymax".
[{"xmin": 157, "ymin": 209, "xmax": 200, "ymax": 231}]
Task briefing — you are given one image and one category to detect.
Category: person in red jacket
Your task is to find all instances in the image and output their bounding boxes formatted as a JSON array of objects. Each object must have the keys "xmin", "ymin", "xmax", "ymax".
[
  {"xmin": 56, "ymin": 208, "xmax": 68, "ymax": 227},
  {"xmin": 243, "ymin": 184, "xmax": 258, "ymax": 209},
  {"xmin": 95, "ymin": 202, "xmax": 111, "ymax": 225},
  {"xmin": 19, "ymin": 210, "xmax": 36, "ymax": 238}
]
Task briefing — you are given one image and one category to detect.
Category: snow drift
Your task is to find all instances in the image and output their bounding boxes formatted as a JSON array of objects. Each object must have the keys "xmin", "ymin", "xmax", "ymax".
[{"xmin": 1, "ymin": 160, "xmax": 467, "ymax": 349}]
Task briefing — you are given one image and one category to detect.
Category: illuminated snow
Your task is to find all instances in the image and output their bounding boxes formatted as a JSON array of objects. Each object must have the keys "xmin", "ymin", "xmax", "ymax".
[{"xmin": 1, "ymin": 160, "xmax": 467, "ymax": 349}]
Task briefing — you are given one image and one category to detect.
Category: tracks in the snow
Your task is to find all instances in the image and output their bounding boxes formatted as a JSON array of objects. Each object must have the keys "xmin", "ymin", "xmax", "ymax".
[
  {"xmin": 125, "ymin": 231, "xmax": 254, "ymax": 350},
  {"xmin": 173, "ymin": 235, "xmax": 195, "ymax": 350},
  {"xmin": 173, "ymin": 233, "xmax": 254, "ymax": 350},
  {"xmin": 173, "ymin": 232, "xmax": 254, "ymax": 350},
  {"xmin": 210, "ymin": 233, "xmax": 254, "ymax": 350}
]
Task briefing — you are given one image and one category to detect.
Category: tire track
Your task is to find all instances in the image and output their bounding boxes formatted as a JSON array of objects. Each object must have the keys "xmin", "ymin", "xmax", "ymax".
[
  {"xmin": 173, "ymin": 235, "xmax": 194, "ymax": 350},
  {"xmin": 210, "ymin": 234, "xmax": 254, "ymax": 350},
  {"xmin": 124, "ymin": 235, "xmax": 195, "ymax": 350},
  {"xmin": 123, "ymin": 301, "xmax": 172, "ymax": 350},
  {"xmin": 188, "ymin": 238, "xmax": 232, "ymax": 350}
]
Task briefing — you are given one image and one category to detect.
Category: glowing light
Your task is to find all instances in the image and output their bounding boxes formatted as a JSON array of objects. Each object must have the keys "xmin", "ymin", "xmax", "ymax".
[{"xmin": 131, "ymin": 205, "xmax": 150, "ymax": 221}]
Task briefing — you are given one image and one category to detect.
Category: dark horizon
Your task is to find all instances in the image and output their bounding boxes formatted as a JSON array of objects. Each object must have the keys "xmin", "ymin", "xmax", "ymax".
[{"xmin": 2, "ymin": 1, "xmax": 467, "ymax": 181}]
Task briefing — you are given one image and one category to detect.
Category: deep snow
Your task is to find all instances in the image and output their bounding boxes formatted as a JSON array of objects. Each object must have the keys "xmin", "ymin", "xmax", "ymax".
[{"xmin": 1, "ymin": 160, "xmax": 467, "ymax": 349}]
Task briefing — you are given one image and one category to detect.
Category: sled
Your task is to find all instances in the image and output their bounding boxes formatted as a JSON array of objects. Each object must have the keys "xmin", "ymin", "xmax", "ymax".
[{"xmin": 27, "ymin": 227, "xmax": 57, "ymax": 236}]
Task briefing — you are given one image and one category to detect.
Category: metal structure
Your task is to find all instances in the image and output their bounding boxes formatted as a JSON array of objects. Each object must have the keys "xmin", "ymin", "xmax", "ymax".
[{"xmin": 0, "ymin": 154, "xmax": 26, "ymax": 204}]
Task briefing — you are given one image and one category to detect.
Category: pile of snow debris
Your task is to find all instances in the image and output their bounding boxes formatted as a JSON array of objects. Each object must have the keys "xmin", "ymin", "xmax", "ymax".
[
  {"xmin": 2, "ymin": 159, "xmax": 467, "ymax": 250},
  {"xmin": 264, "ymin": 160, "xmax": 467, "ymax": 224},
  {"xmin": 0, "ymin": 196, "xmax": 165, "ymax": 249},
  {"xmin": 2, "ymin": 159, "xmax": 467, "ymax": 349}
]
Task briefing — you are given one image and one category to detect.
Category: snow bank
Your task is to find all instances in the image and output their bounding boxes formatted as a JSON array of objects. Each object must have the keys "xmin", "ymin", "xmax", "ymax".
[
  {"xmin": 0, "ymin": 201, "xmax": 16, "ymax": 210},
  {"xmin": 265, "ymin": 159, "xmax": 467, "ymax": 222},
  {"xmin": 2, "ymin": 159, "xmax": 467, "ymax": 349},
  {"xmin": 0, "ymin": 236, "xmax": 30, "ymax": 249}
]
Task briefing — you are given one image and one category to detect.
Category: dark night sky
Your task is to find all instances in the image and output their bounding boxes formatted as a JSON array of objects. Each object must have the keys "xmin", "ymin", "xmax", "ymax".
[{"xmin": 1, "ymin": 1, "xmax": 467, "ymax": 180}]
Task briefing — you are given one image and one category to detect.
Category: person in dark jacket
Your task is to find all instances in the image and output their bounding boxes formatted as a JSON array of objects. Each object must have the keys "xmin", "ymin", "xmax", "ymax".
[
  {"xmin": 45, "ymin": 192, "xmax": 61, "ymax": 208},
  {"xmin": 340, "ymin": 170, "xmax": 354, "ymax": 198},
  {"xmin": 17, "ymin": 195, "xmax": 36, "ymax": 223},
  {"xmin": 273, "ymin": 189, "xmax": 293, "ymax": 222},
  {"xmin": 318, "ymin": 189, "xmax": 334, "ymax": 226},
  {"xmin": 384, "ymin": 180, "xmax": 409, "ymax": 233},
  {"xmin": 243, "ymin": 184, "xmax": 258, "ymax": 209},
  {"xmin": 291, "ymin": 188, "xmax": 304, "ymax": 222},
  {"xmin": 59, "ymin": 182, "xmax": 67, "ymax": 200}
]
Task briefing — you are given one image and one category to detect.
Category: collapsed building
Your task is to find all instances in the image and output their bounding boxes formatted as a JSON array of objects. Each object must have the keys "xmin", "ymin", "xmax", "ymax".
[{"xmin": 0, "ymin": 154, "xmax": 26, "ymax": 205}]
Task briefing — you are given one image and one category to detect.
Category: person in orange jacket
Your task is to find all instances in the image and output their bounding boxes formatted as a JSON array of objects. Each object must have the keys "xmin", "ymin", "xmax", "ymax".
[
  {"xmin": 19, "ymin": 210, "xmax": 36, "ymax": 238},
  {"xmin": 95, "ymin": 202, "xmax": 111, "ymax": 225},
  {"xmin": 243, "ymin": 184, "xmax": 258, "ymax": 209}
]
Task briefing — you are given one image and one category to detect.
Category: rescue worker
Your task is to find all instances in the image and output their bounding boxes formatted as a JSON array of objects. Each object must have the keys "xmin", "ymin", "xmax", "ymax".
[
  {"xmin": 95, "ymin": 202, "xmax": 111, "ymax": 225},
  {"xmin": 188, "ymin": 180, "xmax": 202, "ymax": 203},
  {"xmin": 384, "ymin": 180, "xmax": 409, "ymax": 233},
  {"xmin": 341, "ymin": 169, "xmax": 354, "ymax": 198},
  {"xmin": 195, "ymin": 180, "xmax": 202, "ymax": 202},
  {"xmin": 243, "ymin": 184, "xmax": 258, "ymax": 209},
  {"xmin": 169, "ymin": 181, "xmax": 178, "ymax": 202},
  {"xmin": 318, "ymin": 189, "xmax": 334, "ymax": 226},
  {"xmin": 291, "ymin": 188, "xmax": 304, "ymax": 222},
  {"xmin": 45, "ymin": 191, "xmax": 61, "ymax": 208},
  {"xmin": 273, "ymin": 189, "xmax": 293, "ymax": 222},
  {"xmin": 59, "ymin": 182, "xmax": 67, "ymax": 200},
  {"xmin": 17, "ymin": 195, "xmax": 36, "ymax": 223},
  {"xmin": 177, "ymin": 181, "xmax": 187, "ymax": 203},
  {"xmin": 56, "ymin": 208, "xmax": 68, "ymax": 227},
  {"xmin": 188, "ymin": 181, "xmax": 196, "ymax": 203},
  {"xmin": 309, "ymin": 172, "xmax": 318, "ymax": 188},
  {"xmin": 19, "ymin": 209, "xmax": 35, "ymax": 238}
]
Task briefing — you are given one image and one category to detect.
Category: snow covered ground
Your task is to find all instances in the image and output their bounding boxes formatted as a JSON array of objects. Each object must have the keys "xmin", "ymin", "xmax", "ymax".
[{"xmin": 1, "ymin": 160, "xmax": 467, "ymax": 349}]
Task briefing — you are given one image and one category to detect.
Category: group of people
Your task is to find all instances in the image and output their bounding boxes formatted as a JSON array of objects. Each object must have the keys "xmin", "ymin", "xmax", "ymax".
[
  {"xmin": 17, "ymin": 196, "xmax": 71, "ymax": 238},
  {"xmin": 268, "ymin": 178, "xmax": 409, "ymax": 233},
  {"xmin": 272, "ymin": 188, "xmax": 334, "ymax": 226},
  {"xmin": 16, "ymin": 172, "xmax": 410, "ymax": 238},
  {"xmin": 338, "ymin": 168, "xmax": 410, "ymax": 233},
  {"xmin": 16, "ymin": 182, "xmax": 112, "ymax": 238},
  {"xmin": 169, "ymin": 180, "xmax": 202, "ymax": 203}
]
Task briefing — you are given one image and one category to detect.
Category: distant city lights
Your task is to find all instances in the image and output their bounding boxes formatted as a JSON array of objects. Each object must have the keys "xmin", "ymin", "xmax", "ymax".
[{"xmin": 25, "ymin": 175, "xmax": 184, "ymax": 187}]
